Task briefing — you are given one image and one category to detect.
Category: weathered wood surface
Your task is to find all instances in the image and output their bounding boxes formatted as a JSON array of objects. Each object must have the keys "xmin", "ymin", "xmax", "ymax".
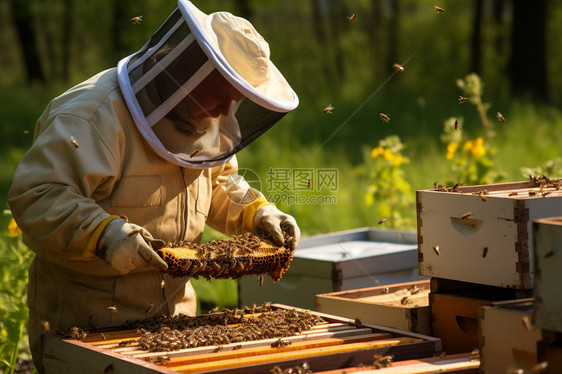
[{"xmin": 316, "ymin": 280, "xmax": 431, "ymax": 334}]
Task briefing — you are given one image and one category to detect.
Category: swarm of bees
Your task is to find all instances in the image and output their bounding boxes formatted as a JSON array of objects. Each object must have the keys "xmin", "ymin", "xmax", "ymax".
[
  {"xmin": 157, "ymin": 233, "xmax": 294, "ymax": 282},
  {"xmin": 322, "ymin": 104, "xmax": 334, "ymax": 114},
  {"xmin": 379, "ymin": 113, "xmax": 390, "ymax": 123},
  {"xmin": 121, "ymin": 304, "xmax": 325, "ymax": 352},
  {"xmin": 130, "ymin": 15, "xmax": 143, "ymax": 24}
]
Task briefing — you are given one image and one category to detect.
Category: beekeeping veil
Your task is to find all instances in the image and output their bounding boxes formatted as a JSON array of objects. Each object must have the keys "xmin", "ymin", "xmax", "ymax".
[{"xmin": 117, "ymin": 0, "xmax": 298, "ymax": 168}]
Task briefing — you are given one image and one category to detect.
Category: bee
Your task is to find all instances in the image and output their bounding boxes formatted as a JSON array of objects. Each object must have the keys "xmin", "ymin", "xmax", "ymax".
[
  {"xmin": 258, "ymin": 276, "xmax": 264, "ymax": 287},
  {"xmin": 496, "ymin": 112, "xmax": 506, "ymax": 123},
  {"xmin": 108, "ymin": 305, "xmax": 118, "ymax": 313},
  {"xmin": 379, "ymin": 113, "xmax": 390, "ymax": 123},
  {"xmin": 544, "ymin": 251, "xmax": 554, "ymax": 259},
  {"xmin": 145, "ymin": 303, "xmax": 154, "ymax": 314},
  {"xmin": 101, "ymin": 332, "xmax": 107, "ymax": 341},
  {"xmin": 160, "ymin": 279, "xmax": 165, "ymax": 289},
  {"xmin": 452, "ymin": 181, "xmax": 461, "ymax": 191},
  {"xmin": 434, "ymin": 6, "xmax": 445, "ymax": 13},
  {"xmin": 130, "ymin": 15, "xmax": 143, "ymax": 24},
  {"xmin": 322, "ymin": 104, "xmax": 334, "ymax": 114},
  {"xmin": 378, "ymin": 218, "xmax": 387, "ymax": 225},
  {"xmin": 532, "ymin": 362, "xmax": 549, "ymax": 372},
  {"xmin": 469, "ymin": 349, "xmax": 480, "ymax": 361},
  {"xmin": 69, "ymin": 136, "xmax": 80, "ymax": 148},
  {"xmin": 529, "ymin": 191, "xmax": 537, "ymax": 196},
  {"xmin": 347, "ymin": 13, "xmax": 357, "ymax": 22},
  {"xmin": 41, "ymin": 321, "xmax": 51, "ymax": 332},
  {"xmin": 354, "ymin": 317, "xmax": 362, "ymax": 327},
  {"xmin": 478, "ymin": 192, "xmax": 487, "ymax": 201},
  {"xmin": 521, "ymin": 315, "xmax": 532, "ymax": 330},
  {"xmin": 434, "ymin": 181, "xmax": 439, "ymax": 189},
  {"xmin": 410, "ymin": 285, "xmax": 421, "ymax": 295},
  {"xmin": 458, "ymin": 96, "xmax": 469, "ymax": 104},
  {"xmin": 400, "ymin": 296, "xmax": 412, "ymax": 305},
  {"xmin": 508, "ymin": 192, "xmax": 518, "ymax": 196},
  {"xmin": 433, "ymin": 245, "xmax": 440, "ymax": 255},
  {"xmin": 454, "ymin": 119, "xmax": 459, "ymax": 130},
  {"xmin": 383, "ymin": 287, "xmax": 390, "ymax": 294},
  {"xmin": 392, "ymin": 63, "xmax": 405, "ymax": 72},
  {"xmin": 190, "ymin": 149, "xmax": 200, "ymax": 157},
  {"xmin": 213, "ymin": 346, "xmax": 223, "ymax": 353},
  {"xmin": 23, "ymin": 130, "xmax": 29, "ymax": 134},
  {"xmin": 482, "ymin": 247, "xmax": 488, "ymax": 258},
  {"xmin": 461, "ymin": 212, "xmax": 472, "ymax": 220}
]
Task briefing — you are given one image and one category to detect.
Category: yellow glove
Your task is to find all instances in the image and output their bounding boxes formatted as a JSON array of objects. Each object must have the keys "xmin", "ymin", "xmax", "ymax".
[
  {"xmin": 253, "ymin": 205, "xmax": 300, "ymax": 252},
  {"xmin": 96, "ymin": 218, "xmax": 168, "ymax": 274}
]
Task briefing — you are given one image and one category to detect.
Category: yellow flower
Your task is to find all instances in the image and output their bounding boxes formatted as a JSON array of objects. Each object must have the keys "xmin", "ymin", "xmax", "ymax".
[
  {"xmin": 446, "ymin": 142, "xmax": 458, "ymax": 160},
  {"xmin": 470, "ymin": 137, "xmax": 486, "ymax": 158},
  {"xmin": 371, "ymin": 146, "xmax": 384, "ymax": 158},
  {"xmin": 383, "ymin": 148, "xmax": 394, "ymax": 162},
  {"xmin": 463, "ymin": 140, "xmax": 473, "ymax": 151},
  {"xmin": 8, "ymin": 217, "xmax": 21, "ymax": 237}
]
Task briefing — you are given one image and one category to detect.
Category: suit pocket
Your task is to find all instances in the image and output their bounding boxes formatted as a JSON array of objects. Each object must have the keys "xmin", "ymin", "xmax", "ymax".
[{"xmin": 111, "ymin": 175, "xmax": 162, "ymax": 207}]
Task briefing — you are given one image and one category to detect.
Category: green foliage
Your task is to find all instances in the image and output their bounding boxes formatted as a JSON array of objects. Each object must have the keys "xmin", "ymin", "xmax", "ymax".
[
  {"xmin": 362, "ymin": 135, "xmax": 414, "ymax": 229},
  {"xmin": 521, "ymin": 158, "xmax": 562, "ymax": 180},
  {"xmin": 0, "ymin": 212, "xmax": 33, "ymax": 374}
]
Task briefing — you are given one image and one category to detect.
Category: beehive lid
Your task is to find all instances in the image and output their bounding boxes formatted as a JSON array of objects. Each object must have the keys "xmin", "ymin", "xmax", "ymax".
[{"xmin": 295, "ymin": 240, "xmax": 416, "ymax": 262}]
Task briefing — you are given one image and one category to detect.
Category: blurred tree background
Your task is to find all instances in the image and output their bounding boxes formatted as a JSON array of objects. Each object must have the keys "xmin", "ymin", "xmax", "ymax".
[{"xmin": 1, "ymin": 0, "xmax": 561, "ymax": 235}]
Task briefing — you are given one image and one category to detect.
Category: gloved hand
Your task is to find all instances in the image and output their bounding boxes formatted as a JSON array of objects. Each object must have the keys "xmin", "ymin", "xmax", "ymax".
[
  {"xmin": 96, "ymin": 218, "xmax": 168, "ymax": 275},
  {"xmin": 253, "ymin": 205, "xmax": 300, "ymax": 252}
]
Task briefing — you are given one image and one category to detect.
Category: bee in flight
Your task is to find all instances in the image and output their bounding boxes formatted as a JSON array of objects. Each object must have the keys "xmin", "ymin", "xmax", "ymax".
[
  {"xmin": 379, "ymin": 113, "xmax": 390, "ymax": 123},
  {"xmin": 392, "ymin": 63, "xmax": 405, "ymax": 72},
  {"xmin": 378, "ymin": 218, "xmax": 387, "ymax": 225},
  {"xmin": 131, "ymin": 15, "xmax": 143, "ymax": 24},
  {"xmin": 458, "ymin": 96, "xmax": 469, "ymax": 104},
  {"xmin": 496, "ymin": 112, "xmax": 506, "ymax": 123},
  {"xmin": 190, "ymin": 149, "xmax": 200, "ymax": 157},
  {"xmin": 347, "ymin": 13, "xmax": 357, "ymax": 22},
  {"xmin": 323, "ymin": 104, "xmax": 334, "ymax": 114},
  {"xmin": 454, "ymin": 119, "xmax": 459, "ymax": 130},
  {"xmin": 434, "ymin": 6, "xmax": 445, "ymax": 13}
]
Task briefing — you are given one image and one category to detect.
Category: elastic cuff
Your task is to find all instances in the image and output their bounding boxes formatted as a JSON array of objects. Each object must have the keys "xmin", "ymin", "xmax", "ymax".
[
  {"xmin": 241, "ymin": 196, "xmax": 273, "ymax": 234},
  {"xmin": 86, "ymin": 215, "xmax": 121, "ymax": 258}
]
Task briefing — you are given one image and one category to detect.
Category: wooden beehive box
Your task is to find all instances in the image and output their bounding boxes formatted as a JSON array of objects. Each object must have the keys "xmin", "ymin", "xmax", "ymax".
[
  {"xmin": 42, "ymin": 304, "xmax": 441, "ymax": 374},
  {"xmin": 429, "ymin": 278, "xmax": 531, "ymax": 355},
  {"xmin": 533, "ymin": 217, "xmax": 562, "ymax": 333},
  {"xmin": 417, "ymin": 179, "xmax": 562, "ymax": 289},
  {"xmin": 316, "ymin": 280, "xmax": 431, "ymax": 335},
  {"xmin": 239, "ymin": 227, "xmax": 427, "ymax": 310},
  {"xmin": 479, "ymin": 299, "xmax": 542, "ymax": 374}
]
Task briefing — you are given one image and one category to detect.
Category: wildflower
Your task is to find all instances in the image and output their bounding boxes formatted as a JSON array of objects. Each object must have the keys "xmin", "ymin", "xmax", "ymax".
[
  {"xmin": 8, "ymin": 217, "xmax": 21, "ymax": 237},
  {"xmin": 371, "ymin": 146, "xmax": 384, "ymax": 158},
  {"xmin": 470, "ymin": 137, "xmax": 486, "ymax": 158},
  {"xmin": 446, "ymin": 142, "xmax": 458, "ymax": 160}
]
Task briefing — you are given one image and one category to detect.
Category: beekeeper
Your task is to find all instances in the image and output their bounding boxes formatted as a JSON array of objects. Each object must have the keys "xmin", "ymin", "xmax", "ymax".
[{"xmin": 7, "ymin": 1, "xmax": 300, "ymax": 371}]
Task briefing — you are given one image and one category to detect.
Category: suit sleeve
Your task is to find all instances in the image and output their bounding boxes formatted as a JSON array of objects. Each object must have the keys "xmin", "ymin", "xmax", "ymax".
[
  {"xmin": 7, "ymin": 113, "xmax": 120, "ymax": 262},
  {"xmin": 204, "ymin": 156, "xmax": 272, "ymax": 236}
]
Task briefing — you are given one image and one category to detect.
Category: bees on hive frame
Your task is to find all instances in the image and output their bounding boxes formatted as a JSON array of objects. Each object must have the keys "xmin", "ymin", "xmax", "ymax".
[
  {"xmin": 130, "ymin": 15, "xmax": 143, "ymax": 24},
  {"xmin": 458, "ymin": 96, "xmax": 469, "ymax": 104},
  {"xmin": 322, "ymin": 104, "xmax": 334, "ymax": 114},
  {"xmin": 379, "ymin": 113, "xmax": 390, "ymax": 123}
]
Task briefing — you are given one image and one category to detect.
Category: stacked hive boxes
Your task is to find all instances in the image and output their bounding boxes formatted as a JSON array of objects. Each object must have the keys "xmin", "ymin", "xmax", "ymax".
[{"xmin": 417, "ymin": 178, "xmax": 562, "ymax": 372}]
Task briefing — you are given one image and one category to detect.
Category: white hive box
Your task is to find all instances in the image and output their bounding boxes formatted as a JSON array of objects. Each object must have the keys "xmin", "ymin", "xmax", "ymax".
[
  {"xmin": 238, "ymin": 227, "xmax": 427, "ymax": 310},
  {"xmin": 479, "ymin": 299, "xmax": 542, "ymax": 374},
  {"xmin": 417, "ymin": 179, "xmax": 562, "ymax": 289},
  {"xmin": 533, "ymin": 217, "xmax": 562, "ymax": 333}
]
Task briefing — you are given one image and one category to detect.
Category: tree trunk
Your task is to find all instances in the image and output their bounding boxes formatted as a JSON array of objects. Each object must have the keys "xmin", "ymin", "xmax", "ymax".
[
  {"xmin": 61, "ymin": 0, "xmax": 73, "ymax": 82},
  {"xmin": 9, "ymin": 0, "xmax": 45, "ymax": 84},
  {"xmin": 509, "ymin": 0, "xmax": 548, "ymax": 102},
  {"xmin": 470, "ymin": 0, "xmax": 484, "ymax": 75}
]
